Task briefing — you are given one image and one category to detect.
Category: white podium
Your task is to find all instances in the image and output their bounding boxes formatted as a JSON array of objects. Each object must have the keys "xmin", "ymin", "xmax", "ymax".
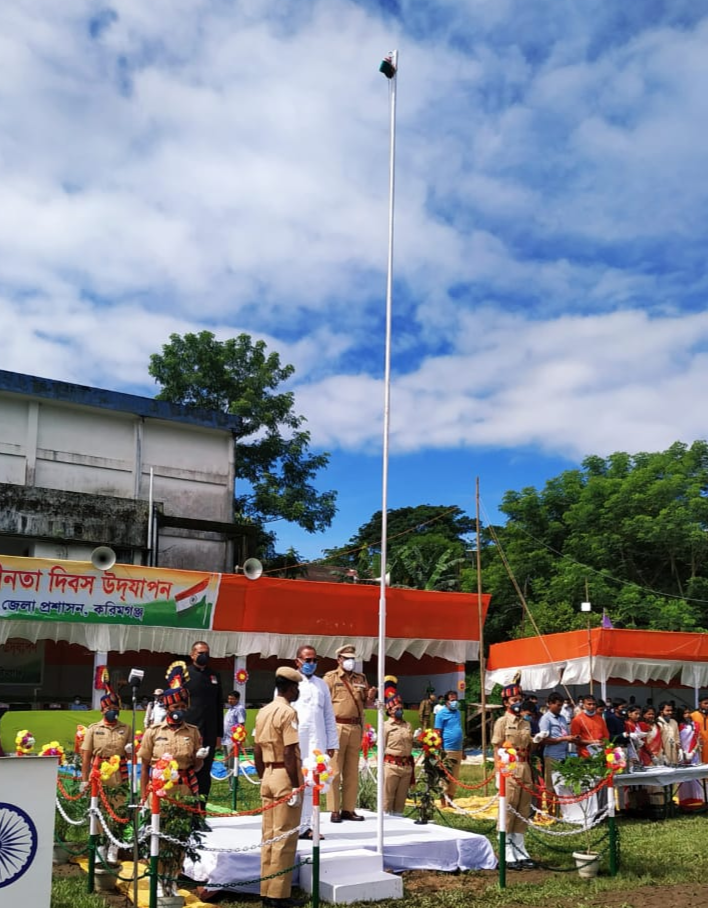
[{"xmin": 0, "ymin": 756, "xmax": 58, "ymax": 908}]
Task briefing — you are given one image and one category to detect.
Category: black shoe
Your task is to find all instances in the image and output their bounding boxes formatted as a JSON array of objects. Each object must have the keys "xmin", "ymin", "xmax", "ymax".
[
  {"xmin": 298, "ymin": 830, "xmax": 325, "ymax": 840},
  {"xmin": 506, "ymin": 861, "xmax": 523, "ymax": 871},
  {"xmin": 341, "ymin": 810, "xmax": 365, "ymax": 821},
  {"xmin": 520, "ymin": 859, "xmax": 537, "ymax": 870},
  {"xmin": 329, "ymin": 812, "xmax": 342, "ymax": 823}
]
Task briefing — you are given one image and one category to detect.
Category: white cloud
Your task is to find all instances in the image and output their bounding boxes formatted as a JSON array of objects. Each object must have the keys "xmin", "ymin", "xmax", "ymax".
[
  {"xmin": 1, "ymin": 0, "xmax": 708, "ymax": 487},
  {"xmin": 298, "ymin": 308, "xmax": 708, "ymax": 458}
]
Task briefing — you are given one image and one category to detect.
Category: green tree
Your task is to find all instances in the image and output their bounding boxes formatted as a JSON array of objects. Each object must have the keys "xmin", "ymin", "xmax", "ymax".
[
  {"xmin": 324, "ymin": 505, "xmax": 473, "ymax": 589},
  {"xmin": 482, "ymin": 441, "xmax": 708, "ymax": 639},
  {"xmin": 149, "ymin": 332, "xmax": 337, "ymax": 538}
]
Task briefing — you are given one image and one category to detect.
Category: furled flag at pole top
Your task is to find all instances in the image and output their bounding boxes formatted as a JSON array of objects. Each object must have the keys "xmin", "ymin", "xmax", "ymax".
[
  {"xmin": 601, "ymin": 609, "xmax": 614, "ymax": 629},
  {"xmin": 379, "ymin": 52, "xmax": 397, "ymax": 79}
]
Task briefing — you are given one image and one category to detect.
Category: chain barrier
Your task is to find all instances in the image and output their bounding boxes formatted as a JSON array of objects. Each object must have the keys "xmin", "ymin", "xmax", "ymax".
[
  {"xmin": 435, "ymin": 759, "xmax": 497, "ymax": 791},
  {"xmin": 55, "ymin": 797, "xmax": 89, "ymax": 827},
  {"xmin": 507, "ymin": 801, "xmax": 609, "ymax": 836},
  {"xmin": 526, "ymin": 825, "xmax": 609, "ymax": 854},
  {"xmin": 442, "ymin": 791, "xmax": 500, "ymax": 816},
  {"xmin": 514, "ymin": 773, "xmax": 610, "ymax": 804},
  {"xmin": 155, "ymin": 820, "xmax": 308, "ymax": 853},
  {"xmin": 88, "ymin": 806, "xmax": 131, "ymax": 851},
  {"xmin": 159, "ymin": 781, "xmax": 306, "ymax": 818},
  {"xmin": 56, "ymin": 778, "xmax": 86, "ymax": 802},
  {"xmin": 96, "ymin": 779, "xmax": 132, "ymax": 825},
  {"xmin": 211, "ymin": 857, "xmax": 313, "ymax": 890}
]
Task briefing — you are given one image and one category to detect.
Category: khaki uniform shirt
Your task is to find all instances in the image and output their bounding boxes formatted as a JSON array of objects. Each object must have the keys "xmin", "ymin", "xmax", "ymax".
[
  {"xmin": 383, "ymin": 718, "xmax": 413, "ymax": 758},
  {"xmin": 138, "ymin": 720, "xmax": 201, "ymax": 770},
  {"xmin": 254, "ymin": 696, "xmax": 301, "ymax": 763},
  {"xmin": 323, "ymin": 667, "xmax": 368, "ymax": 721},
  {"xmin": 492, "ymin": 712, "xmax": 532, "ymax": 758},
  {"xmin": 82, "ymin": 719, "xmax": 131, "ymax": 760},
  {"xmin": 419, "ymin": 699, "xmax": 434, "ymax": 728}
]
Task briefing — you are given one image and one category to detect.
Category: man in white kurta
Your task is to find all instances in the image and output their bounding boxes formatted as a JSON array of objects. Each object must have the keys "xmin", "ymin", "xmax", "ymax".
[{"xmin": 294, "ymin": 644, "xmax": 339, "ymax": 837}]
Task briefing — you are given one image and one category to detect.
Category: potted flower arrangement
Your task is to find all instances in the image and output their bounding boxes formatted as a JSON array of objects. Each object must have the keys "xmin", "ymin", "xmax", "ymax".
[
  {"xmin": 555, "ymin": 743, "xmax": 625, "ymax": 878},
  {"xmin": 413, "ymin": 728, "xmax": 447, "ymax": 824},
  {"xmin": 144, "ymin": 795, "xmax": 205, "ymax": 907}
]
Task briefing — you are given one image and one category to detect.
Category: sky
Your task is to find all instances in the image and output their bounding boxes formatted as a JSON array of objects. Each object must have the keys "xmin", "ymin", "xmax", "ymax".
[{"xmin": 3, "ymin": 1, "xmax": 708, "ymax": 561}]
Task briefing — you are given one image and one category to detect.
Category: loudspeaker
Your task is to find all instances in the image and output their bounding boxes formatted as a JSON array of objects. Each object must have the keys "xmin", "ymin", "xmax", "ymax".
[
  {"xmin": 242, "ymin": 558, "xmax": 263, "ymax": 581},
  {"xmin": 91, "ymin": 546, "xmax": 117, "ymax": 571}
]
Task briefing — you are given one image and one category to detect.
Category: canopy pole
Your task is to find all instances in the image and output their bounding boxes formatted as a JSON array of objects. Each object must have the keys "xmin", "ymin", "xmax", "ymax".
[{"xmin": 376, "ymin": 48, "xmax": 398, "ymax": 857}]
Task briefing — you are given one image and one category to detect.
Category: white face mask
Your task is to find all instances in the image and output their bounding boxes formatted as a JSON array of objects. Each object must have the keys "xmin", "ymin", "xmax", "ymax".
[{"xmin": 342, "ymin": 658, "xmax": 355, "ymax": 672}]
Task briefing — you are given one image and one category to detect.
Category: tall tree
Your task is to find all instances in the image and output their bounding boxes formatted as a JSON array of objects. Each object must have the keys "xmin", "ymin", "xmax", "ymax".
[
  {"xmin": 482, "ymin": 441, "xmax": 708, "ymax": 640},
  {"xmin": 149, "ymin": 332, "xmax": 337, "ymax": 536},
  {"xmin": 324, "ymin": 504, "xmax": 473, "ymax": 589}
]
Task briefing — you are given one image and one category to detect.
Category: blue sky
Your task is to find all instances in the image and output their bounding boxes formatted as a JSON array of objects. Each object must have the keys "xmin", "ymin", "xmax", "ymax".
[{"xmin": 2, "ymin": 1, "xmax": 708, "ymax": 560}]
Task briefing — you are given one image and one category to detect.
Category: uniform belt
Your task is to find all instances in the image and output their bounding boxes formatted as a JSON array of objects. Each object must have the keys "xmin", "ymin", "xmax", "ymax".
[
  {"xmin": 384, "ymin": 754, "xmax": 413, "ymax": 766},
  {"xmin": 265, "ymin": 761, "xmax": 286, "ymax": 768},
  {"xmin": 336, "ymin": 717, "xmax": 361, "ymax": 725}
]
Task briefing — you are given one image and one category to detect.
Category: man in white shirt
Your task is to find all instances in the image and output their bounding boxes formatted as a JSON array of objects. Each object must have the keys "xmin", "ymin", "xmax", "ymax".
[{"xmin": 294, "ymin": 644, "xmax": 339, "ymax": 838}]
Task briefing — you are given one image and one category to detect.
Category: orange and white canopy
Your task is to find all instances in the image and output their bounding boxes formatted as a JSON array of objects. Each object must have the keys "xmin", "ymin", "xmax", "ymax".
[
  {"xmin": 0, "ymin": 555, "xmax": 488, "ymax": 662},
  {"xmin": 486, "ymin": 628, "xmax": 708, "ymax": 692}
]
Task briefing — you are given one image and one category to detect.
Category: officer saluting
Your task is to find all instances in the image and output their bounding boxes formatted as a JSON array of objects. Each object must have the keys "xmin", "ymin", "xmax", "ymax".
[
  {"xmin": 323, "ymin": 644, "xmax": 376, "ymax": 822},
  {"xmin": 254, "ymin": 666, "xmax": 305, "ymax": 908}
]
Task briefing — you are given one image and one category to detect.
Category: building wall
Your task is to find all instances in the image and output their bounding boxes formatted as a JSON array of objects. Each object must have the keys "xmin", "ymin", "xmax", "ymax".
[{"xmin": 0, "ymin": 372, "xmax": 241, "ymax": 572}]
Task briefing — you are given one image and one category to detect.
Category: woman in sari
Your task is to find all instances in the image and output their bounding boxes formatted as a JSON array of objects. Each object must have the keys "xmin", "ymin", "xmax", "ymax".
[{"xmin": 677, "ymin": 709, "xmax": 704, "ymax": 810}]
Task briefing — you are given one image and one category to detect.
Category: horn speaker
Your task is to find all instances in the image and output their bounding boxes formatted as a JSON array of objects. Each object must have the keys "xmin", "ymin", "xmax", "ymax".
[
  {"xmin": 242, "ymin": 558, "xmax": 263, "ymax": 581},
  {"xmin": 91, "ymin": 546, "xmax": 117, "ymax": 572}
]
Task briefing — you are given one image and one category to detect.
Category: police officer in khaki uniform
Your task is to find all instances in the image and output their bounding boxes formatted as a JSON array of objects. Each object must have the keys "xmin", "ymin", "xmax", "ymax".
[
  {"xmin": 139, "ymin": 666, "xmax": 207, "ymax": 800},
  {"xmin": 492, "ymin": 678, "xmax": 536, "ymax": 870},
  {"xmin": 323, "ymin": 644, "xmax": 377, "ymax": 822},
  {"xmin": 382, "ymin": 676, "xmax": 414, "ymax": 815},
  {"xmin": 81, "ymin": 684, "xmax": 132, "ymax": 864},
  {"xmin": 81, "ymin": 685, "xmax": 131, "ymax": 791},
  {"xmin": 254, "ymin": 666, "xmax": 305, "ymax": 908}
]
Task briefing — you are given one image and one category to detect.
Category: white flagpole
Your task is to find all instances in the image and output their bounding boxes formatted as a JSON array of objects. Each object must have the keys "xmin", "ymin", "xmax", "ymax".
[{"xmin": 376, "ymin": 48, "xmax": 398, "ymax": 858}]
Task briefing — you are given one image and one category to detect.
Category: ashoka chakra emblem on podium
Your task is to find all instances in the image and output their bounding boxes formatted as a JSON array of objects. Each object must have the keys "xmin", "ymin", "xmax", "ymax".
[{"xmin": 0, "ymin": 803, "xmax": 38, "ymax": 888}]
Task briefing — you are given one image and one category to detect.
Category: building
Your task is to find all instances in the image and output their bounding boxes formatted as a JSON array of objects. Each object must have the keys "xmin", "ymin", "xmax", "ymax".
[{"xmin": 0, "ymin": 370, "xmax": 254, "ymax": 572}]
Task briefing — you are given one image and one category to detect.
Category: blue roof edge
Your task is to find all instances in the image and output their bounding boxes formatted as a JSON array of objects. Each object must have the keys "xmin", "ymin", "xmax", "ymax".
[{"xmin": 0, "ymin": 370, "xmax": 242, "ymax": 433}]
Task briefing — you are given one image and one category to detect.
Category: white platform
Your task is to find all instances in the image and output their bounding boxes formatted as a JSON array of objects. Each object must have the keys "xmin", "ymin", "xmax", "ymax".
[{"xmin": 184, "ymin": 809, "xmax": 497, "ymax": 903}]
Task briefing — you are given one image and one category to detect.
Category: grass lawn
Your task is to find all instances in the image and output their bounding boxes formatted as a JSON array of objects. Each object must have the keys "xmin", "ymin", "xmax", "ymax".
[{"xmin": 52, "ymin": 763, "xmax": 708, "ymax": 908}]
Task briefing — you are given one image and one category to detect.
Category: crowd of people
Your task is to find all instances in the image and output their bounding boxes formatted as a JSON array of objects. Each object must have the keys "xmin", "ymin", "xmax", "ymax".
[
  {"xmin": 488, "ymin": 681, "xmax": 708, "ymax": 870},
  {"xmin": 76, "ymin": 647, "xmax": 708, "ymax": 900}
]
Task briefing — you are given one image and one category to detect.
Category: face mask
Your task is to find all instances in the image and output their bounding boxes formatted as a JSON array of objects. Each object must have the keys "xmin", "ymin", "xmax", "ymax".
[
  {"xmin": 701, "ymin": 707, "xmax": 708, "ymax": 715},
  {"xmin": 585, "ymin": 708, "xmax": 596, "ymax": 716},
  {"xmin": 393, "ymin": 708, "xmax": 403, "ymax": 720},
  {"xmin": 104, "ymin": 709, "xmax": 119, "ymax": 723},
  {"xmin": 290, "ymin": 686, "xmax": 300, "ymax": 702},
  {"xmin": 300, "ymin": 661, "xmax": 317, "ymax": 677},
  {"xmin": 195, "ymin": 652, "xmax": 209, "ymax": 666},
  {"xmin": 448, "ymin": 701, "xmax": 459, "ymax": 710},
  {"xmin": 511, "ymin": 703, "xmax": 522, "ymax": 715},
  {"xmin": 167, "ymin": 710, "xmax": 184, "ymax": 726},
  {"xmin": 342, "ymin": 658, "xmax": 355, "ymax": 672}
]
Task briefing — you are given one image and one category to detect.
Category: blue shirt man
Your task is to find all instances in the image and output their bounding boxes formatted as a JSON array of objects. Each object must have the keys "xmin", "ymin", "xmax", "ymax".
[
  {"xmin": 224, "ymin": 690, "xmax": 247, "ymax": 745},
  {"xmin": 435, "ymin": 691, "xmax": 464, "ymax": 802}
]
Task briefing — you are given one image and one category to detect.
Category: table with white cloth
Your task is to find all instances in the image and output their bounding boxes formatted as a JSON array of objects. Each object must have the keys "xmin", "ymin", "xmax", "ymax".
[
  {"xmin": 554, "ymin": 764, "xmax": 708, "ymax": 825},
  {"xmin": 614, "ymin": 763, "xmax": 708, "ymax": 816}
]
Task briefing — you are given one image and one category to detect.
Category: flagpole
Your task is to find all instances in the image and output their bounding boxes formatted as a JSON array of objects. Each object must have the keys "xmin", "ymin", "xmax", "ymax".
[{"xmin": 376, "ymin": 49, "xmax": 398, "ymax": 858}]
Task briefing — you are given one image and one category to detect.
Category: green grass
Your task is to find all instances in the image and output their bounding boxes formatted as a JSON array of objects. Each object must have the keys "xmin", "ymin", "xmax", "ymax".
[
  {"xmin": 51, "ymin": 876, "xmax": 111, "ymax": 908},
  {"xmin": 51, "ymin": 760, "xmax": 708, "ymax": 907}
]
